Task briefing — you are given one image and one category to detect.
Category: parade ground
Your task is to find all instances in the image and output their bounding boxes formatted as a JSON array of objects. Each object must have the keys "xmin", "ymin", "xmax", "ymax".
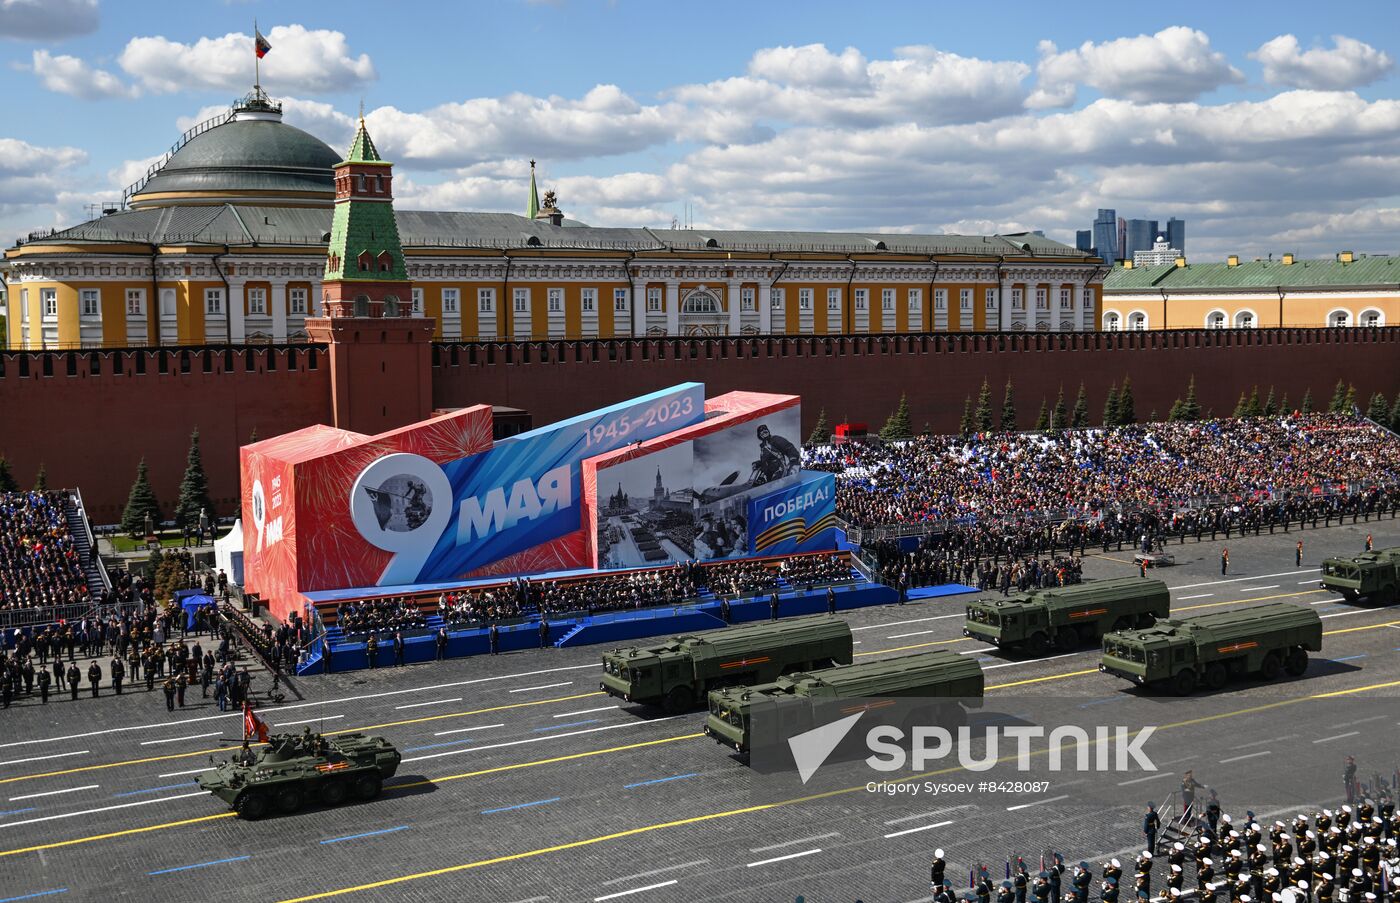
[{"xmin": 2, "ymin": 520, "xmax": 1397, "ymax": 903}]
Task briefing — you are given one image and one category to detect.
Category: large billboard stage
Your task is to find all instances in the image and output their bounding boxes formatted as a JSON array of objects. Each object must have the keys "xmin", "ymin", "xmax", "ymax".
[{"xmin": 241, "ymin": 384, "xmax": 836, "ymax": 620}]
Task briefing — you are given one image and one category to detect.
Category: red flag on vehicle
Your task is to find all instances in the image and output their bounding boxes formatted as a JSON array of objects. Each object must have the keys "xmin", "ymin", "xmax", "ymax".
[
  {"xmin": 243, "ymin": 701, "xmax": 269, "ymax": 742},
  {"xmin": 255, "ymin": 30, "xmax": 272, "ymax": 59}
]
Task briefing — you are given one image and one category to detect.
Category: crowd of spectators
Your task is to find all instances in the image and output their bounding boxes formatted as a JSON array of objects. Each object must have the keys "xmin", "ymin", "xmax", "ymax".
[
  {"xmin": 809, "ymin": 415, "xmax": 1400, "ymax": 543},
  {"xmin": 0, "ymin": 490, "xmax": 89, "ymax": 610},
  {"xmin": 334, "ymin": 597, "xmax": 428, "ymax": 635}
]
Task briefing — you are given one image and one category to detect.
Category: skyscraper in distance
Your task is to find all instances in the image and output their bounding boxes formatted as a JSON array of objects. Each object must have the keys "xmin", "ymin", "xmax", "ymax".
[
  {"xmin": 1092, "ymin": 209, "xmax": 1117, "ymax": 264},
  {"xmin": 1166, "ymin": 218, "xmax": 1186, "ymax": 256},
  {"xmin": 1076, "ymin": 230, "xmax": 1092, "ymax": 252}
]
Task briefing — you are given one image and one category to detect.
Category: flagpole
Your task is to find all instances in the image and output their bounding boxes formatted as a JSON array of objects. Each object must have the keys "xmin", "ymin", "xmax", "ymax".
[{"xmin": 253, "ymin": 19, "xmax": 260, "ymax": 94}]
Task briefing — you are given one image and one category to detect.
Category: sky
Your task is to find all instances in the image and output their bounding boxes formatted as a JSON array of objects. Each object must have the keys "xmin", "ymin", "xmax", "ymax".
[{"xmin": 2, "ymin": 0, "xmax": 1399, "ymax": 260}]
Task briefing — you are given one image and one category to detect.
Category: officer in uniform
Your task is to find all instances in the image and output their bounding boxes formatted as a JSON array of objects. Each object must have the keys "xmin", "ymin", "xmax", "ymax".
[
  {"xmin": 1314, "ymin": 871, "xmax": 1334, "ymax": 903},
  {"xmin": 1049, "ymin": 855, "xmax": 1065, "ymax": 903},
  {"xmin": 1015, "ymin": 861, "xmax": 1029, "ymax": 903},
  {"xmin": 1169, "ymin": 843, "xmax": 1187, "ymax": 872},
  {"xmin": 1101, "ymin": 877, "xmax": 1118, "ymax": 903},
  {"xmin": 976, "ymin": 869, "xmax": 994, "ymax": 903},
  {"xmin": 999, "ymin": 880, "xmax": 1016, "ymax": 903},
  {"xmin": 1199, "ymin": 858, "xmax": 1217, "ymax": 893},
  {"xmin": 87, "ymin": 660, "xmax": 101, "ymax": 697},
  {"xmin": 489, "ymin": 623, "xmax": 500, "ymax": 655},
  {"xmin": 66, "ymin": 662, "xmax": 80, "ymax": 700},
  {"xmin": 366, "ymin": 634, "xmax": 379, "ymax": 669},
  {"xmin": 1073, "ymin": 862, "xmax": 1093, "ymax": 901},
  {"xmin": 1145, "ymin": 805, "xmax": 1162, "ymax": 852},
  {"xmin": 934, "ymin": 882, "xmax": 956, "ymax": 903},
  {"xmin": 1106, "ymin": 858, "xmax": 1125, "ymax": 886},
  {"xmin": 1202, "ymin": 880, "xmax": 1221, "ymax": 903},
  {"xmin": 36, "ymin": 667, "xmax": 49, "ymax": 704},
  {"xmin": 111, "ymin": 656, "xmax": 124, "ymax": 694},
  {"xmin": 930, "ymin": 849, "xmax": 945, "ymax": 890},
  {"xmin": 1169, "ymin": 865, "xmax": 1185, "ymax": 893}
]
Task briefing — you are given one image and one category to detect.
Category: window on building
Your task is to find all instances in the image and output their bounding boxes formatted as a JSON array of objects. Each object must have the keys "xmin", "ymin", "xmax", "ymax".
[
  {"xmin": 548, "ymin": 288, "xmax": 564, "ymax": 313},
  {"xmin": 1104, "ymin": 311, "xmax": 1120, "ymax": 331},
  {"xmin": 853, "ymin": 288, "xmax": 867, "ymax": 310},
  {"xmin": 934, "ymin": 289, "xmax": 947, "ymax": 311},
  {"xmin": 683, "ymin": 291, "xmax": 719, "ymax": 314},
  {"xmin": 478, "ymin": 288, "xmax": 495, "ymax": 312},
  {"xmin": 1082, "ymin": 289, "xmax": 1094, "ymax": 308},
  {"xmin": 827, "ymin": 288, "xmax": 840, "ymax": 311},
  {"xmin": 985, "ymin": 288, "xmax": 997, "ymax": 310},
  {"xmin": 799, "ymin": 288, "xmax": 813, "ymax": 311},
  {"xmin": 513, "ymin": 288, "xmax": 529, "ymax": 313},
  {"xmin": 1235, "ymin": 311, "xmax": 1255, "ymax": 329},
  {"xmin": 125, "ymin": 289, "xmax": 145, "ymax": 316},
  {"xmin": 378, "ymin": 252, "xmax": 393, "ymax": 273},
  {"xmin": 646, "ymin": 287, "xmax": 662, "ymax": 312},
  {"xmin": 289, "ymin": 288, "xmax": 308, "ymax": 315},
  {"xmin": 80, "ymin": 288, "xmax": 100, "ymax": 317},
  {"xmin": 356, "ymin": 174, "xmax": 365, "ymax": 192},
  {"xmin": 1010, "ymin": 288, "xmax": 1023, "ymax": 309},
  {"xmin": 1329, "ymin": 310, "xmax": 1351, "ymax": 328},
  {"xmin": 1128, "ymin": 312, "xmax": 1147, "ymax": 330},
  {"xmin": 247, "ymin": 288, "xmax": 267, "ymax": 315},
  {"xmin": 614, "ymin": 288, "xmax": 629, "ymax": 312},
  {"xmin": 383, "ymin": 295, "xmax": 401, "ymax": 317},
  {"xmin": 1059, "ymin": 288, "xmax": 1072, "ymax": 309},
  {"xmin": 1036, "ymin": 288, "xmax": 1048, "ymax": 310},
  {"xmin": 908, "ymin": 288, "xmax": 922, "ymax": 312},
  {"xmin": 204, "ymin": 288, "xmax": 223, "ymax": 315},
  {"xmin": 410, "ymin": 288, "xmax": 423, "ymax": 314},
  {"xmin": 42, "ymin": 288, "xmax": 58, "ymax": 318},
  {"xmin": 357, "ymin": 252, "xmax": 371, "ymax": 272},
  {"xmin": 374, "ymin": 174, "xmax": 383, "ymax": 193},
  {"xmin": 882, "ymin": 288, "xmax": 895, "ymax": 311},
  {"xmin": 19, "ymin": 288, "xmax": 28, "ymax": 322},
  {"xmin": 581, "ymin": 288, "xmax": 596, "ymax": 312},
  {"xmin": 442, "ymin": 288, "xmax": 460, "ymax": 314},
  {"xmin": 770, "ymin": 288, "xmax": 785, "ymax": 310},
  {"xmin": 959, "ymin": 289, "xmax": 972, "ymax": 310},
  {"xmin": 353, "ymin": 295, "xmax": 370, "ymax": 317},
  {"xmin": 1361, "ymin": 309, "xmax": 1383, "ymax": 327},
  {"xmin": 741, "ymin": 287, "xmax": 755, "ymax": 312},
  {"xmin": 1208, "ymin": 311, "xmax": 1226, "ymax": 329}
]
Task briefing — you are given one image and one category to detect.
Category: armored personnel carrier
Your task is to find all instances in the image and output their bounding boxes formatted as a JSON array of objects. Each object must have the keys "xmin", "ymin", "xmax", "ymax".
[
  {"xmin": 197, "ymin": 730, "xmax": 401, "ymax": 819},
  {"xmin": 1320, "ymin": 547, "xmax": 1400, "ymax": 604}
]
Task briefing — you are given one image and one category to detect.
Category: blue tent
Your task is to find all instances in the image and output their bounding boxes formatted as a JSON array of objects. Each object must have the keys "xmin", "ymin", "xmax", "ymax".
[{"xmin": 179, "ymin": 593, "xmax": 216, "ymax": 630}]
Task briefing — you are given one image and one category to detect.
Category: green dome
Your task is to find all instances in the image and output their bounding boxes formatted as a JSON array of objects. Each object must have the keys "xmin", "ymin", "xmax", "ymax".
[{"xmin": 128, "ymin": 101, "xmax": 340, "ymax": 208}]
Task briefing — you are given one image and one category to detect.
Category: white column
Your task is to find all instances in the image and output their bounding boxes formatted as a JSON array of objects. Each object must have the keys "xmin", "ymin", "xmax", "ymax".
[
  {"xmin": 270, "ymin": 279, "xmax": 288, "ymax": 342},
  {"xmin": 665, "ymin": 280, "xmax": 680, "ymax": 336},
  {"xmin": 631, "ymin": 276, "xmax": 645, "ymax": 337},
  {"xmin": 227, "ymin": 279, "xmax": 246, "ymax": 343},
  {"xmin": 999, "ymin": 278, "xmax": 1013, "ymax": 331},
  {"xmin": 758, "ymin": 278, "xmax": 773, "ymax": 334},
  {"xmin": 726, "ymin": 279, "xmax": 742, "ymax": 336}
]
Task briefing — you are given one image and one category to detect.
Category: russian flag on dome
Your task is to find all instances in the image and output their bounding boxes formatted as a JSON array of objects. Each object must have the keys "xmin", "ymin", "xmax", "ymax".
[{"xmin": 255, "ymin": 29, "xmax": 272, "ymax": 59}]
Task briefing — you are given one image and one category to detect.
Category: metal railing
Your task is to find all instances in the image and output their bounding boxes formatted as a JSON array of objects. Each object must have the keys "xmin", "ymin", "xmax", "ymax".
[
  {"xmin": 70, "ymin": 485, "xmax": 111, "ymax": 592},
  {"xmin": 0, "ymin": 599, "xmax": 143, "ymax": 633}
]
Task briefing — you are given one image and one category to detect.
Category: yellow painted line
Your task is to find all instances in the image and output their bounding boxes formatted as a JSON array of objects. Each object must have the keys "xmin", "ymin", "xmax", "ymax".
[
  {"xmin": 278, "ymin": 674, "xmax": 1400, "ymax": 902},
  {"xmin": 855, "ymin": 637, "xmax": 969, "ymax": 657},
  {"xmin": 1173, "ymin": 589, "xmax": 1325, "ymax": 613},
  {"xmin": 987, "ymin": 669, "xmax": 1099, "ymax": 691},
  {"xmin": 0, "ymin": 813, "xmax": 235, "ymax": 858},
  {"xmin": 0, "ymin": 691, "xmax": 604, "ymax": 786},
  {"xmin": 1090, "ymin": 554, "xmax": 1137, "ymax": 565},
  {"xmin": 393, "ymin": 733, "xmax": 704, "ymax": 790},
  {"xmin": 1324, "ymin": 619, "xmax": 1400, "ymax": 637}
]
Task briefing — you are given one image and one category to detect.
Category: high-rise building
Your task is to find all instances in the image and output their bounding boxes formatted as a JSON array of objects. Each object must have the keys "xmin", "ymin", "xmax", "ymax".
[
  {"xmin": 1092, "ymin": 209, "xmax": 1117, "ymax": 264},
  {"xmin": 1166, "ymin": 218, "xmax": 1186, "ymax": 256},
  {"xmin": 1124, "ymin": 219, "xmax": 1159, "ymax": 259},
  {"xmin": 1117, "ymin": 218, "xmax": 1127, "ymax": 262},
  {"xmin": 1132, "ymin": 235, "xmax": 1183, "ymax": 267},
  {"xmin": 1076, "ymin": 230, "xmax": 1092, "ymax": 252}
]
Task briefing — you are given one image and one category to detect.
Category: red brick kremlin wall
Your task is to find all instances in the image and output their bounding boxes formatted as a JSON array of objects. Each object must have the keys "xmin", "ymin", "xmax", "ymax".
[{"xmin": 1, "ymin": 328, "xmax": 1395, "ymax": 521}]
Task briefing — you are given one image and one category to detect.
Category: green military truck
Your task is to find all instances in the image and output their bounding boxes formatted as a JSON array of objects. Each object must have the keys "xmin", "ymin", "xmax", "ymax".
[
  {"xmin": 1320, "ymin": 547, "xmax": 1400, "ymax": 605},
  {"xmin": 963, "ymin": 577, "xmax": 1171, "ymax": 656},
  {"xmin": 704, "ymin": 650, "xmax": 985, "ymax": 754},
  {"xmin": 1100, "ymin": 602, "xmax": 1323, "ymax": 695},
  {"xmin": 600, "ymin": 616, "xmax": 853, "ymax": 713}
]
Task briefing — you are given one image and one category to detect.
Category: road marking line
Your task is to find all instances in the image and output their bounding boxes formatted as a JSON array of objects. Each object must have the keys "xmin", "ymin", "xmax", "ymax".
[
  {"xmin": 1238, "ymin": 585, "xmax": 1280, "ymax": 592},
  {"xmin": 1220, "ymin": 751, "xmax": 1272, "ymax": 764},
  {"xmin": 8, "ymin": 785, "xmax": 97, "ymax": 802},
  {"xmin": 1312, "ymin": 731, "xmax": 1360, "ymax": 744},
  {"xmin": 554, "ymin": 706, "xmax": 620, "ymax": 718},
  {"xmin": 509, "ymin": 682, "xmax": 573, "ymax": 693},
  {"xmin": 856, "ymin": 637, "xmax": 969, "ymax": 657},
  {"xmin": 959, "ymin": 647, "xmax": 997, "ymax": 655},
  {"xmin": 433, "ymin": 724, "xmax": 504, "ymax": 737},
  {"xmin": 321, "ymin": 826, "xmax": 410, "ymax": 844},
  {"xmin": 987, "ymin": 669, "xmax": 1098, "ymax": 690},
  {"xmin": 273, "ymin": 716, "xmax": 344, "ymax": 728},
  {"xmin": 0, "ymin": 889, "xmax": 67, "ymax": 902},
  {"xmin": 0, "ymin": 809, "xmax": 36, "ymax": 818},
  {"xmin": 1324, "ymin": 619, "xmax": 1400, "ymax": 636},
  {"xmin": 853, "ymin": 613, "xmax": 964, "ymax": 631},
  {"xmin": 0, "ymin": 811, "xmax": 235, "ymax": 857},
  {"xmin": 1174, "ymin": 589, "xmax": 1327, "ymax": 613},
  {"xmin": 1231, "ymin": 736, "xmax": 1294, "ymax": 749},
  {"xmin": 748, "ymin": 848, "xmax": 823, "ymax": 867},
  {"xmin": 1332, "ymin": 654, "xmax": 1368, "ymax": 662},
  {"xmin": 156, "ymin": 768, "xmax": 208, "ymax": 778},
  {"xmin": 148, "ymin": 855, "xmax": 250, "ymax": 876},
  {"xmin": 1327, "ymin": 715, "xmax": 1386, "ymax": 728},
  {"xmin": 0, "ymin": 791, "xmax": 207, "ymax": 830},
  {"xmin": 1174, "ymin": 568, "xmax": 1319, "ymax": 590},
  {"xmin": 600, "ymin": 860, "xmax": 710, "ymax": 886},
  {"xmin": 1007, "ymin": 795, "xmax": 1068, "ymax": 811},
  {"xmin": 534, "ymin": 720, "xmax": 600, "ymax": 732},
  {"xmin": 624, "ymin": 774, "xmax": 699, "ymax": 789},
  {"xmin": 594, "ymin": 880, "xmax": 679, "ymax": 901},
  {"xmin": 1312, "ymin": 598, "xmax": 1337, "ymax": 605},
  {"xmin": 402, "ymin": 717, "xmax": 685, "ymax": 764},
  {"xmin": 0, "ymin": 751, "xmax": 88, "ymax": 768},
  {"xmin": 1321, "ymin": 610, "xmax": 1371, "ymax": 619},
  {"xmin": 481, "ymin": 797, "xmax": 560, "ymax": 815},
  {"xmin": 884, "ymin": 819, "xmax": 954, "ymax": 839},
  {"xmin": 982, "ymin": 652, "xmax": 1080, "ymax": 671},
  {"xmin": 884, "ymin": 807, "xmax": 971, "ymax": 826},
  {"xmin": 139, "ymin": 732, "xmax": 220, "ymax": 746},
  {"xmin": 113, "ymin": 783, "xmax": 190, "ymax": 798},
  {"xmin": 395, "ymin": 698, "xmax": 462, "ymax": 710},
  {"xmin": 1299, "ymin": 580, "xmax": 1319, "ymax": 585},
  {"xmin": 1178, "ymin": 594, "xmax": 1214, "ymax": 600},
  {"xmin": 888, "ymin": 630, "xmax": 935, "ymax": 639},
  {"xmin": 402, "ymin": 738, "xmax": 474, "ymax": 753},
  {"xmin": 1117, "ymin": 772, "xmax": 1174, "ymax": 786},
  {"xmin": 749, "ymin": 832, "xmax": 840, "ymax": 853}
]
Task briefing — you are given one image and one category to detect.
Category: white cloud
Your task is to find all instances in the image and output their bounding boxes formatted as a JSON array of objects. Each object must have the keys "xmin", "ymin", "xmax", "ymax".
[
  {"xmin": 107, "ymin": 153, "xmax": 164, "ymax": 192},
  {"xmin": 29, "ymin": 49, "xmax": 136, "ymax": 99},
  {"xmin": 1251, "ymin": 34, "xmax": 1394, "ymax": 90},
  {"xmin": 0, "ymin": 0, "xmax": 97, "ymax": 40},
  {"xmin": 749, "ymin": 44, "xmax": 869, "ymax": 89},
  {"xmin": 1270, "ymin": 207, "xmax": 1400, "ymax": 244},
  {"xmin": 117, "ymin": 24, "xmax": 375, "ymax": 95},
  {"xmin": 0, "ymin": 137, "xmax": 86, "ymax": 175},
  {"xmin": 1033, "ymin": 27, "xmax": 1244, "ymax": 105}
]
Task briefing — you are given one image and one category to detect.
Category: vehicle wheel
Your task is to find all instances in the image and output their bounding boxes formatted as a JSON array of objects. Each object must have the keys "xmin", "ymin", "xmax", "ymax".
[
  {"xmin": 353, "ymin": 774, "xmax": 382, "ymax": 801},
  {"xmin": 1285, "ymin": 647, "xmax": 1309, "ymax": 677},
  {"xmin": 276, "ymin": 787, "xmax": 304, "ymax": 814},
  {"xmin": 235, "ymin": 791, "xmax": 269, "ymax": 820},
  {"xmin": 1204, "ymin": 662, "xmax": 1227, "ymax": 691},
  {"xmin": 1025, "ymin": 632, "xmax": 1049, "ymax": 657},
  {"xmin": 1171, "ymin": 670, "xmax": 1196, "ymax": 696},
  {"xmin": 319, "ymin": 780, "xmax": 348, "ymax": 807},
  {"xmin": 1260, "ymin": 653, "xmax": 1282, "ymax": 681},
  {"xmin": 1342, "ymin": 590, "xmax": 1358, "ymax": 603},
  {"xmin": 663, "ymin": 685, "xmax": 693, "ymax": 715}
]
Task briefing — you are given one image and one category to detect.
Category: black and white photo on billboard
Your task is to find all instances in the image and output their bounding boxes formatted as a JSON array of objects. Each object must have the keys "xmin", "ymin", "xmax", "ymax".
[
  {"xmin": 690, "ymin": 406, "xmax": 802, "ymax": 560},
  {"xmin": 595, "ymin": 442, "xmax": 696, "ymax": 568}
]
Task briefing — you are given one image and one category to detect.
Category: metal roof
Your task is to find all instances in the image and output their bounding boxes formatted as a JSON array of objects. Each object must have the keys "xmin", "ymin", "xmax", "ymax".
[
  {"xmin": 130, "ymin": 116, "xmax": 339, "ymax": 202},
  {"xmin": 1105, "ymin": 255, "xmax": 1400, "ymax": 291}
]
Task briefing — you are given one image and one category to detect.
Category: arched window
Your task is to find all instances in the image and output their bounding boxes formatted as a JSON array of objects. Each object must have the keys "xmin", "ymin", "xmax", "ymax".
[
  {"xmin": 1128, "ymin": 311, "xmax": 1148, "ymax": 331},
  {"xmin": 682, "ymin": 290, "xmax": 720, "ymax": 314},
  {"xmin": 1360, "ymin": 309, "xmax": 1384, "ymax": 327},
  {"xmin": 1207, "ymin": 310, "xmax": 1226, "ymax": 329},
  {"xmin": 383, "ymin": 295, "xmax": 400, "ymax": 317},
  {"xmin": 1234, "ymin": 310, "xmax": 1256, "ymax": 329},
  {"xmin": 1328, "ymin": 309, "xmax": 1352, "ymax": 328},
  {"xmin": 1103, "ymin": 311, "xmax": 1121, "ymax": 331},
  {"xmin": 353, "ymin": 295, "xmax": 370, "ymax": 317}
]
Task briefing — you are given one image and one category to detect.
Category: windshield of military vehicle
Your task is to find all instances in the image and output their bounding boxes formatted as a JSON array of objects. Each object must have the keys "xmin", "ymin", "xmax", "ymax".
[
  {"xmin": 1104, "ymin": 638, "xmax": 1145, "ymax": 662},
  {"xmin": 966, "ymin": 605, "xmax": 998, "ymax": 624},
  {"xmin": 1322, "ymin": 562, "xmax": 1360, "ymax": 578}
]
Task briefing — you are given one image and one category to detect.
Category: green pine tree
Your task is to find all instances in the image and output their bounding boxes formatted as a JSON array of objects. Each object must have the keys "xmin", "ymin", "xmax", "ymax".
[
  {"xmin": 1366, "ymin": 392, "xmax": 1389, "ymax": 424},
  {"xmin": 1168, "ymin": 399, "xmax": 1185, "ymax": 422},
  {"xmin": 174, "ymin": 428, "xmax": 215, "ymax": 529},
  {"xmin": 120, "ymin": 458, "xmax": 162, "ymax": 538},
  {"xmin": 1180, "ymin": 376, "xmax": 1202, "ymax": 421},
  {"xmin": 1148, "ymin": 410, "xmax": 1158, "ymax": 422},
  {"xmin": 1342, "ymin": 384, "xmax": 1357, "ymax": 413},
  {"xmin": 974, "ymin": 379, "xmax": 994, "ymax": 434},
  {"xmin": 1279, "ymin": 393, "xmax": 1289, "ymax": 416},
  {"xmin": 1329, "ymin": 379, "xmax": 1347, "ymax": 413},
  {"xmin": 0, "ymin": 456, "xmax": 16, "ymax": 493},
  {"xmin": 880, "ymin": 394, "xmax": 913, "ymax": 441},
  {"xmin": 32, "ymin": 463, "xmax": 47, "ymax": 491},
  {"xmin": 1118, "ymin": 376, "xmax": 1137, "ymax": 425},
  {"xmin": 1246, "ymin": 386, "xmax": 1262, "ymax": 418},
  {"xmin": 1300, "ymin": 388, "xmax": 1314, "ymax": 414},
  {"xmin": 1102, "ymin": 382, "xmax": 1120, "ymax": 427},
  {"xmin": 1233, "ymin": 392, "xmax": 1249, "ymax": 418},
  {"xmin": 1052, "ymin": 385, "xmax": 1068, "ymax": 431},
  {"xmin": 959, "ymin": 396, "xmax": 974, "ymax": 437},
  {"xmin": 1034, "ymin": 399, "xmax": 1050, "ymax": 431},
  {"xmin": 1000, "ymin": 379, "xmax": 1017, "ymax": 432},
  {"xmin": 1263, "ymin": 386, "xmax": 1277, "ymax": 417},
  {"xmin": 1071, "ymin": 383, "xmax": 1089, "ymax": 428},
  {"xmin": 807, "ymin": 408, "xmax": 832, "ymax": 445}
]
